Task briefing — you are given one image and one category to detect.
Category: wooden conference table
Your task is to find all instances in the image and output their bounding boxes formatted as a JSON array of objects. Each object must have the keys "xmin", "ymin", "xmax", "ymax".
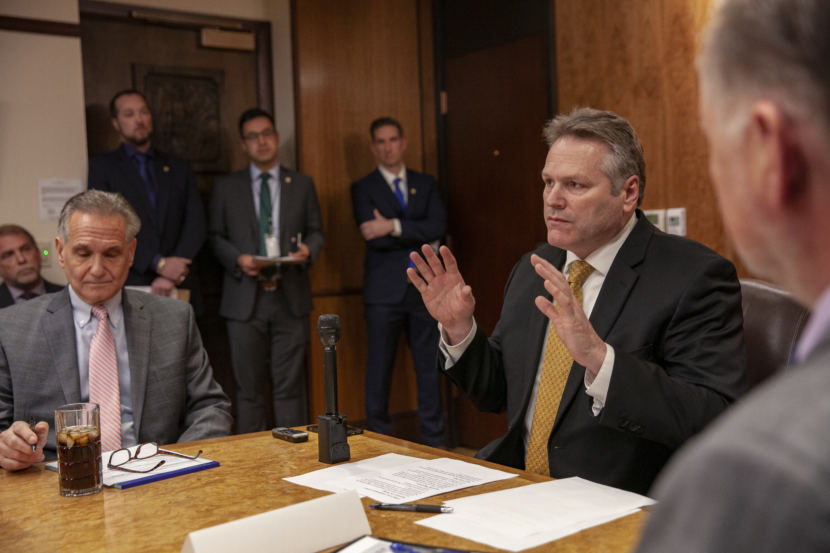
[{"xmin": 0, "ymin": 430, "xmax": 647, "ymax": 553}]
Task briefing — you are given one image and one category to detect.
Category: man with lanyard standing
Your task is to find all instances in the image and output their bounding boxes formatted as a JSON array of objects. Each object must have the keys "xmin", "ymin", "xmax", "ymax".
[{"xmin": 209, "ymin": 108, "xmax": 324, "ymax": 432}]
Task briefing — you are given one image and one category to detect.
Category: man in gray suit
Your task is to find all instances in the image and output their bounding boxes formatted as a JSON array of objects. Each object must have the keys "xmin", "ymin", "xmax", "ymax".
[
  {"xmin": 0, "ymin": 190, "xmax": 232, "ymax": 471},
  {"xmin": 635, "ymin": 0, "xmax": 830, "ymax": 551},
  {"xmin": 209, "ymin": 108, "xmax": 323, "ymax": 432}
]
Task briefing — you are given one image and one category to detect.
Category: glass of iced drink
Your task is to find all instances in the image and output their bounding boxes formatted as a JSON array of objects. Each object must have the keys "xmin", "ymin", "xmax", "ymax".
[{"xmin": 55, "ymin": 403, "xmax": 103, "ymax": 496}]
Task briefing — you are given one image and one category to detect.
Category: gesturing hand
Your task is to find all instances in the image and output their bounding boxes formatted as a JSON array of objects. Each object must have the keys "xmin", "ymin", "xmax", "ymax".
[
  {"xmin": 407, "ymin": 245, "xmax": 475, "ymax": 345},
  {"xmin": 530, "ymin": 254, "xmax": 606, "ymax": 376}
]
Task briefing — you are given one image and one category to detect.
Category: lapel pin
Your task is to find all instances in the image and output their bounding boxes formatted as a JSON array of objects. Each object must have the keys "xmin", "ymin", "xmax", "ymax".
[
  {"xmin": 285, "ymin": 176, "xmax": 292, "ymax": 183},
  {"xmin": 410, "ymin": 188, "xmax": 416, "ymax": 195},
  {"xmin": 163, "ymin": 166, "xmax": 170, "ymax": 172}
]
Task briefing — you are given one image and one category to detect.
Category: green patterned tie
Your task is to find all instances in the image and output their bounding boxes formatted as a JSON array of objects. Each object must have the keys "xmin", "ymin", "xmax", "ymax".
[{"xmin": 525, "ymin": 260, "xmax": 595, "ymax": 475}]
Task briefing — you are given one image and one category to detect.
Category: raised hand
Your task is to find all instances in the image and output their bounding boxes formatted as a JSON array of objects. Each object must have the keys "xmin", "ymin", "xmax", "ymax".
[
  {"xmin": 530, "ymin": 254, "xmax": 606, "ymax": 376},
  {"xmin": 407, "ymin": 244, "xmax": 475, "ymax": 345}
]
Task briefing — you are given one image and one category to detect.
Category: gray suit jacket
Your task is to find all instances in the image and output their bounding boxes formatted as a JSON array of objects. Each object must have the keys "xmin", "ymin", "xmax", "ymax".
[
  {"xmin": 635, "ymin": 329, "xmax": 830, "ymax": 552},
  {"xmin": 0, "ymin": 288, "xmax": 232, "ymax": 459},
  {"xmin": 209, "ymin": 165, "xmax": 324, "ymax": 320}
]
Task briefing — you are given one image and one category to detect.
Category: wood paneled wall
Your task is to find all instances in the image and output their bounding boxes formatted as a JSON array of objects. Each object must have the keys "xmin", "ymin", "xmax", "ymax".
[
  {"xmin": 555, "ymin": 0, "xmax": 744, "ymax": 268},
  {"xmin": 293, "ymin": 0, "xmax": 436, "ymax": 426}
]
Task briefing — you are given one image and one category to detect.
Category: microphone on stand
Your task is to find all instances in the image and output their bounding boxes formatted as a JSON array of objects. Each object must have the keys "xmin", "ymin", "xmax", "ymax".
[{"xmin": 316, "ymin": 314, "xmax": 350, "ymax": 463}]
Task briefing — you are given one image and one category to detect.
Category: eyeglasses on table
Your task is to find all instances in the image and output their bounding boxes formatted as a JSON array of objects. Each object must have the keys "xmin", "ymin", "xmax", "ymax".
[{"xmin": 107, "ymin": 442, "xmax": 203, "ymax": 473}]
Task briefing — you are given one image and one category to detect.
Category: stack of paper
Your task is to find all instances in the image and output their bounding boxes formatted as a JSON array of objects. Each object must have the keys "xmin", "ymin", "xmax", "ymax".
[
  {"xmin": 284, "ymin": 453, "xmax": 516, "ymax": 504},
  {"xmin": 416, "ymin": 477, "xmax": 655, "ymax": 551}
]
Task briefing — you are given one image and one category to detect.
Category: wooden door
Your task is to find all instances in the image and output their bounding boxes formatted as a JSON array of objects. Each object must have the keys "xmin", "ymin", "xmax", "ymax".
[
  {"xmin": 437, "ymin": 0, "xmax": 554, "ymax": 448},
  {"xmin": 80, "ymin": 1, "xmax": 273, "ymax": 426}
]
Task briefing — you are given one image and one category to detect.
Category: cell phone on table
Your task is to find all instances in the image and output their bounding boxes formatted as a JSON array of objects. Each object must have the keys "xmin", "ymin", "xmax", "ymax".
[{"xmin": 272, "ymin": 427, "xmax": 309, "ymax": 443}]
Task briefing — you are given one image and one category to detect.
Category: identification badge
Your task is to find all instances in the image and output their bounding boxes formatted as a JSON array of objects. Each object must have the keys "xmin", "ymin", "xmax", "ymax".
[{"xmin": 265, "ymin": 233, "xmax": 280, "ymax": 258}]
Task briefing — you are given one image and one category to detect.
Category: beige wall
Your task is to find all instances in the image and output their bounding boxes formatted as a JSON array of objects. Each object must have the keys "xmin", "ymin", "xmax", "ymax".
[
  {"xmin": 0, "ymin": 0, "xmax": 294, "ymax": 285},
  {"xmin": 0, "ymin": 0, "xmax": 84, "ymax": 284}
]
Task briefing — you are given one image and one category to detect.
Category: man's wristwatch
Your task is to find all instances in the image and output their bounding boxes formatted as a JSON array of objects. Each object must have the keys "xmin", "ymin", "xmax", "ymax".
[{"xmin": 156, "ymin": 257, "xmax": 166, "ymax": 274}]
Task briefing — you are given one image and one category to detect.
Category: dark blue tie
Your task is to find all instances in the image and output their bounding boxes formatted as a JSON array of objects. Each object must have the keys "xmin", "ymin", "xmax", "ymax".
[
  {"xmin": 393, "ymin": 177, "xmax": 406, "ymax": 210},
  {"xmin": 393, "ymin": 178, "xmax": 415, "ymax": 269},
  {"xmin": 134, "ymin": 152, "xmax": 157, "ymax": 208}
]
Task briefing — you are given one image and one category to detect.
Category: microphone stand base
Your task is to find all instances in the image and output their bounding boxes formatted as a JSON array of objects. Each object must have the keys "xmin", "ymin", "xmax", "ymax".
[{"xmin": 317, "ymin": 413, "xmax": 351, "ymax": 464}]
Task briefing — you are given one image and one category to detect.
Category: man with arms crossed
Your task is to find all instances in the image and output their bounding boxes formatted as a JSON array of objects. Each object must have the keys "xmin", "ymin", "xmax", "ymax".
[
  {"xmin": 210, "ymin": 108, "xmax": 324, "ymax": 431},
  {"xmin": 351, "ymin": 117, "xmax": 447, "ymax": 446},
  {"xmin": 410, "ymin": 108, "xmax": 746, "ymax": 493},
  {"xmin": 0, "ymin": 190, "xmax": 232, "ymax": 470},
  {"xmin": 0, "ymin": 224, "xmax": 62, "ymax": 307},
  {"xmin": 636, "ymin": 0, "xmax": 830, "ymax": 550}
]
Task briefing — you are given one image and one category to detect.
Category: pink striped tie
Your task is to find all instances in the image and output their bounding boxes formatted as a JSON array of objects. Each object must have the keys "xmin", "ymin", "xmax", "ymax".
[{"xmin": 89, "ymin": 306, "xmax": 121, "ymax": 451}]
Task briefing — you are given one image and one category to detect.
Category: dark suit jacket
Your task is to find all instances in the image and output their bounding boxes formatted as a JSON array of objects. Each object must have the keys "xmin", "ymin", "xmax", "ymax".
[
  {"xmin": 209, "ymin": 166, "xmax": 324, "ymax": 320},
  {"xmin": 0, "ymin": 288, "xmax": 233, "ymax": 460},
  {"xmin": 88, "ymin": 145, "xmax": 206, "ymax": 286},
  {"xmin": 0, "ymin": 279, "xmax": 63, "ymax": 308},
  {"xmin": 447, "ymin": 212, "xmax": 747, "ymax": 494},
  {"xmin": 351, "ymin": 168, "xmax": 446, "ymax": 304}
]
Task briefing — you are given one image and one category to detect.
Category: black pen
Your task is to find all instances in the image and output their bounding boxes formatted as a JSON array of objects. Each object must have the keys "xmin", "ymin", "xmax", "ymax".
[
  {"xmin": 370, "ymin": 503, "xmax": 453, "ymax": 513},
  {"xmin": 28, "ymin": 417, "xmax": 37, "ymax": 452}
]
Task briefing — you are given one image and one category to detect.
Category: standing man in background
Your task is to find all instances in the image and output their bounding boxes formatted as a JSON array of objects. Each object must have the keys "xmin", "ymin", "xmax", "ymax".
[
  {"xmin": 88, "ymin": 89, "xmax": 205, "ymax": 300},
  {"xmin": 210, "ymin": 108, "xmax": 324, "ymax": 432},
  {"xmin": 0, "ymin": 224, "xmax": 62, "ymax": 308},
  {"xmin": 351, "ymin": 117, "xmax": 447, "ymax": 447},
  {"xmin": 635, "ymin": 0, "xmax": 830, "ymax": 550}
]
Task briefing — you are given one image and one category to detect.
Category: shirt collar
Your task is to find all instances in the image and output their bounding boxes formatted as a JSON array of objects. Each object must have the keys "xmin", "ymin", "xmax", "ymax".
[
  {"xmin": 564, "ymin": 212, "xmax": 637, "ymax": 277},
  {"xmin": 249, "ymin": 164, "xmax": 280, "ymax": 184},
  {"xmin": 794, "ymin": 285, "xmax": 830, "ymax": 363},
  {"xmin": 122, "ymin": 143, "xmax": 153, "ymax": 159},
  {"xmin": 7, "ymin": 280, "xmax": 47, "ymax": 301},
  {"xmin": 67, "ymin": 285, "xmax": 124, "ymax": 329},
  {"xmin": 378, "ymin": 165, "xmax": 406, "ymax": 187}
]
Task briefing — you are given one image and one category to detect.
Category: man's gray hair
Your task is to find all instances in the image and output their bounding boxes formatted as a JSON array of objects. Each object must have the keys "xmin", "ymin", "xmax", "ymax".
[
  {"xmin": 543, "ymin": 107, "xmax": 646, "ymax": 205},
  {"xmin": 57, "ymin": 190, "xmax": 141, "ymax": 242},
  {"xmin": 698, "ymin": 0, "xmax": 830, "ymax": 136}
]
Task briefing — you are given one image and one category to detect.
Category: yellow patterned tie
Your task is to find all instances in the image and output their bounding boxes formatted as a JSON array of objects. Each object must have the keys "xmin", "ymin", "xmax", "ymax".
[{"xmin": 525, "ymin": 260, "xmax": 595, "ymax": 475}]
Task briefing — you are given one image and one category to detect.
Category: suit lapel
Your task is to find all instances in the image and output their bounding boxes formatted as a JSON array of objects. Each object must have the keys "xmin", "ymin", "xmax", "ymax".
[
  {"xmin": 44, "ymin": 290, "xmax": 82, "ymax": 404},
  {"xmin": 551, "ymin": 214, "xmax": 649, "ymax": 429},
  {"xmin": 152, "ymin": 152, "xmax": 172, "ymax": 234},
  {"xmin": 278, "ymin": 166, "xmax": 293, "ymax": 251},
  {"xmin": 235, "ymin": 170, "xmax": 259, "ymax": 250},
  {"xmin": 123, "ymin": 291, "xmax": 150, "ymax": 437},
  {"xmin": 116, "ymin": 146, "xmax": 157, "ymax": 228},
  {"xmin": 0, "ymin": 284, "xmax": 12, "ymax": 307},
  {"xmin": 588, "ymin": 214, "xmax": 650, "ymax": 339}
]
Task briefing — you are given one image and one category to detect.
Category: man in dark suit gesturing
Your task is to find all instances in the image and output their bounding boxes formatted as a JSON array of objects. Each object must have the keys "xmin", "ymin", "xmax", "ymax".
[
  {"xmin": 0, "ymin": 190, "xmax": 232, "ymax": 470},
  {"xmin": 209, "ymin": 108, "xmax": 324, "ymax": 432},
  {"xmin": 351, "ymin": 117, "xmax": 447, "ymax": 446},
  {"xmin": 410, "ymin": 108, "xmax": 746, "ymax": 493},
  {"xmin": 88, "ymin": 89, "xmax": 205, "ymax": 299},
  {"xmin": 0, "ymin": 224, "xmax": 62, "ymax": 308}
]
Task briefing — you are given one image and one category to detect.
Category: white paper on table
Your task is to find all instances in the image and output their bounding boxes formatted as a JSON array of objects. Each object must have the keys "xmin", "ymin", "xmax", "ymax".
[
  {"xmin": 416, "ymin": 477, "xmax": 655, "ymax": 552},
  {"xmin": 284, "ymin": 453, "xmax": 517, "ymax": 503},
  {"xmin": 181, "ymin": 490, "xmax": 370, "ymax": 553}
]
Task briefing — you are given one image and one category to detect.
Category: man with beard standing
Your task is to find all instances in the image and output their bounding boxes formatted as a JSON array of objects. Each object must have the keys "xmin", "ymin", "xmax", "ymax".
[{"xmin": 88, "ymin": 89, "xmax": 205, "ymax": 300}]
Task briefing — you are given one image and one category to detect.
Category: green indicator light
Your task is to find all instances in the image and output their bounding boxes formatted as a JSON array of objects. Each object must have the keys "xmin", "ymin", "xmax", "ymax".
[{"xmin": 43, "ymin": 249, "xmax": 49, "ymax": 256}]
